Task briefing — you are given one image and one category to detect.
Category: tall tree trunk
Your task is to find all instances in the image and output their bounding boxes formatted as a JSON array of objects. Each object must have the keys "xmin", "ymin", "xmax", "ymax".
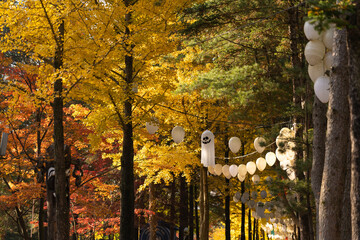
[
  {"xmin": 195, "ymin": 184, "xmax": 200, "ymax": 240},
  {"xmin": 341, "ymin": 146, "xmax": 351, "ymax": 239},
  {"xmin": 179, "ymin": 176, "xmax": 189, "ymax": 240},
  {"xmin": 120, "ymin": 4, "xmax": 135, "ymax": 239},
  {"xmin": 170, "ymin": 176, "xmax": 176, "ymax": 240},
  {"xmin": 224, "ymin": 147, "xmax": 230, "ymax": 240},
  {"xmin": 248, "ymin": 208, "xmax": 252, "ymax": 240},
  {"xmin": 319, "ymin": 28, "xmax": 349, "ymax": 240},
  {"xmin": 199, "ymin": 166, "xmax": 209, "ymax": 240},
  {"xmin": 53, "ymin": 20, "xmax": 69, "ymax": 240},
  {"xmin": 347, "ymin": 2, "xmax": 360, "ymax": 237},
  {"xmin": 311, "ymin": 96, "xmax": 327, "ymax": 240},
  {"xmin": 240, "ymin": 181, "xmax": 246, "ymax": 240},
  {"xmin": 189, "ymin": 182, "xmax": 194, "ymax": 240},
  {"xmin": 149, "ymin": 182, "xmax": 157, "ymax": 240}
]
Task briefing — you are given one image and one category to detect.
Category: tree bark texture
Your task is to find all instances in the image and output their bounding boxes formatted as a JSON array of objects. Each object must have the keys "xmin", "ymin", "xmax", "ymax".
[
  {"xmin": 149, "ymin": 182, "xmax": 157, "ymax": 240},
  {"xmin": 347, "ymin": 2, "xmax": 360, "ymax": 237},
  {"xmin": 170, "ymin": 177, "xmax": 176, "ymax": 240},
  {"xmin": 179, "ymin": 176, "xmax": 189, "ymax": 240},
  {"xmin": 199, "ymin": 166, "xmax": 209, "ymax": 240},
  {"xmin": 189, "ymin": 182, "xmax": 194, "ymax": 240},
  {"xmin": 240, "ymin": 181, "xmax": 245, "ymax": 240},
  {"xmin": 311, "ymin": 96, "xmax": 327, "ymax": 240},
  {"xmin": 120, "ymin": 5, "xmax": 135, "ymax": 239},
  {"xmin": 53, "ymin": 20, "xmax": 69, "ymax": 240},
  {"xmin": 319, "ymin": 28, "xmax": 349, "ymax": 240}
]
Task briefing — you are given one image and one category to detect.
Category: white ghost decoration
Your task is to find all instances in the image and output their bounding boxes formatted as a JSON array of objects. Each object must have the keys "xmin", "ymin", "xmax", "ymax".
[{"xmin": 201, "ymin": 130, "xmax": 215, "ymax": 167}]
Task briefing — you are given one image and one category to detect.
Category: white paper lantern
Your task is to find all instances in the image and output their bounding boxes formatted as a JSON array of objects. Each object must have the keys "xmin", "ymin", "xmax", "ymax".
[
  {"xmin": 265, "ymin": 152, "xmax": 277, "ymax": 166},
  {"xmin": 323, "ymin": 26, "xmax": 335, "ymax": 50},
  {"xmin": 254, "ymin": 137, "xmax": 266, "ymax": 153},
  {"xmin": 171, "ymin": 126, "xmax": 185, "ymax": 143},
  {"xmin": 229, "ymin": 137, "xmax": 241, "ymax": 153},
  {"xmin": 146, "ymin": 120, "xmax": 159, "ymax": 134},
  {"xmin": 260, "ymin": 190, "xmax": 267, "ymax": 199},
  {"xmin": 286, "ymin": 168, "xmax": 296, "ymax": 181},
  {"xmin": 251, "ymin": 191, "xmax": 258, "ymax": 199},
  {"xmin": 314, "ymin": 76, "xmax": 330, "ymax": 103},
  {"xmin": 234, "ymin": 191, "xmax": 241, "ymax": 200},
  {"xmin": 222, "ymin": 165, "xmax": 230, "ymax": 176},
  {"xmin": 276, "ymin": 148, "xmax": 287, "ymax": 162},
  {"xmin": 280, "ymin": 160, "xmax": 290, "ymax": 170},
  {"xmin": 241, "ymin": 192, "xmax": 249, "ymax": 203},
  {"xmin": 237, "ymin": 173, "xmax": 246, "ymax": 182},
  {"xmin": 304, "ymin": 21, "xmax": 322, "ymax": 40},
  {"xmin": 256, "ymin": 157, "xmax": 267, "ymax": 171},
  {"xmin": 324, "ymin": 51, "xmax": 333, "ymax": 71},
  {"xmin": 238, "ymin": 164, "xmax": 247, "ymax": 176},
  {"xmin": 248, "ymin": 200, "xmax": 256, "ymax": 208},
  {"xmin": 229, "ymin": 164, "xmax": 239, "ymax": 177},
  {"xmin": 276, "ymin": 136, "xmax": 287, "ymax": 149},
  {"xmin": 233, "ymin": 196, "xmax": 239, "ymax": 202},
  {"xmin": 252, "ymin": 174, "xmax": 260, "ymax": 184},
  {"xmin": 286, "ymin": 149, "xmax": 296, "ymax": 162},
  {"xmin": 246, "ymin": 161, "xmax": 257, "ymax": 175},
  {"xmin": 225, "ymin": 172, "xmax": 232, "ymax": 179},
  {"xmin": 305, "ymin": 40, "xmax": 325, "ymax": 66},
  {"xmin": 214, "ymin": 164, "xmax": 223, "ymax": 176},
  {"xmin": 208, "ymin": 165, "xmax": 215, "ymax": 174},
  {"xmin": 308, "ymin": 62, "xmax": 324, "ymax": 82},
  {"xmin": 201, "ymin": 130, "xmax": 215, "ymax": 167}
]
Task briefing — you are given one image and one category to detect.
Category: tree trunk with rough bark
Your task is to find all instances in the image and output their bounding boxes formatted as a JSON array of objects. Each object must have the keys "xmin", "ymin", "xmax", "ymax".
[
  {"xmin": 347, "ymin": 2, "xmax": 360, "ymax": 237},
  {"xmin": 120, "ymin": 2, "xmax": 135, "ymax": 239},
  {"xmin": 319, "ymin": 28, "xmax": 349, "ymax": 240},
  {"xmin": 179, "ymin": 176, "xmax": 188, "ymax": 240},
  {"xmin": 149, "ymin": 182, "xmax": 157, "ymax": 240},
  {"xmin": 199, "ymin": 166, "xmax": 209, "ymax": 240},
  {"xmin": 189, "ymin": 182, "xmax": 194, "ymax": 240},
  {"xmin": 311, "ymin": 96, "xmax": 327, "ymax": 240}
]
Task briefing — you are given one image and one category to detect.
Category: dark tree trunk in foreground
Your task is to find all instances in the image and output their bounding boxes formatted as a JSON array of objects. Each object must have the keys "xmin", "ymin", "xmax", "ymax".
[
  {"xmin": 120, "ymin": 2, "xmax": 135, "ymax": 239},
  {"xmin": 347, "ymin": 2, "xmax": 360, "ymax": 237},
  {"xmin": 189, "ymin": 182, "xmax": 194, "ymax": 240},
  {"xmin": 149, "ymin": 182, "xmax": 157, "ymax": 240},
  {"xmin": 179, "ymin": 176, "xmax": 188, "ymax": 240},
  {"xmin": 319, "ymin": 28, "xmax": 349, "ymax": 240},
  {"xmin": 53, "ymin": 20, "xmax": 69, "ymax": 240},
  {"xmin": 199, "ymin": 166, "xmax": 209, "ymax": 240}
]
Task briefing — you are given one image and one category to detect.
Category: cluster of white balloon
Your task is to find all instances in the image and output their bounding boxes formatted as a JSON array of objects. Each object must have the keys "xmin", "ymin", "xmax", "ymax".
[
  {"xmin": 262, "ymin": 220, "xmax": 295, "ymax": 240},
  {"xmin": 304, "ymin": 20, "xmax": 335, "ymax": 103}
]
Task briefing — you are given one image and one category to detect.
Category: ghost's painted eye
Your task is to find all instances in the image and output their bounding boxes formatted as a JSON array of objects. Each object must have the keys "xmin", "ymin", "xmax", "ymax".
[{"xmin": 202, "ymin": 136, "xmax": 211, "ymax": 144}]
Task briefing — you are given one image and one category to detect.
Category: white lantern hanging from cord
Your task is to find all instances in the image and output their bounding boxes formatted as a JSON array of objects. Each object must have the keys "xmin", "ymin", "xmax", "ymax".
[
  {"xmin": 229, "ymin": 164, "xmax": 239, "ymax": 177},
  {"xmin": 323, "ymin": 26, "xmax": 335, "ymax": 50},
  {"xmin": 256, "ymin": 157, "xmax": 267, "ymax": 171},
  {"xmin": 237, "ymin": 173, "xmax": 246, "ymax": 182},
  {"xmin": 238, "ymin": 164, "xmax": 247, "ymax": 176},
  {"xmin": 276, "ymin": 148, "xmax": 287, "ymax": 162},
  {"xmin": 214, "ymin": 164, "xmax": 223, "ymax": 176},
  {"xmin": 252, "ymin": 174, "xmax": 260, "ymax": 184},
  {"xmin": 276, "ymin": 136, "xmax": 287, "ymax": 149},
  {"xmin": 254, "ymin": 137, "xmax": 266, "ymax": 153},
  {"xmin": 308, "ymin": 62, "xmax": 324, "ymax": 82},
  {"xmin": 260, "ymin": 190, "xmax": 267, "ymax": 199},
  {"xmin": 305, "ymin": 40, "xmax": 326, "ymax": 66},
  {"xmin": 265, "ymin": 152, "xmax": 277, "ymax": 166},
  {"xmin": 222, "ymin": 165, "xmax": 230, "ymax": 176},
  {"xmin": 251, "ymin": 191, "xmax": 258, "ymax": 199},
  {"xmin": 208, "ymin": 165, "xmax": 215, "ymax": 175},
  {"xmin": 146, "ymin": 118, "xmax": 159, "ymax": 134},
  {"xmin": 241, "ymin": 192, "xmax": 249, "ymax": 203},
  {"xmin": 228, "ymin": 137, "xmax": 241, "ymax": 153},
  {"xmin": 171, "ymin": 126, "xmax": 185, "ymax": 143},
  {"xmin": 246, "ymin": 161, "xmax": 257, "ymax": 175},
  {"xmin": 324, "ymin": 51, "xmax": 334, "ymax": 71},
  {"xmin": 314, "ymin": 76, "xmax": 330, "ymax": 103},
  {"xmin": 304, "ymin": 21, "xmax": 322, "ymax": 40},
  {"xmin": 201, "ymin": 130, "xmax": 215, "ymax": 167}
]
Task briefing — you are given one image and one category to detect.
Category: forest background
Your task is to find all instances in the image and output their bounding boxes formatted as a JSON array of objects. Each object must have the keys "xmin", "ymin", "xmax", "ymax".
[{"xmin": 0, "ymin": 0, "xmax": 359, "ymax": 240}]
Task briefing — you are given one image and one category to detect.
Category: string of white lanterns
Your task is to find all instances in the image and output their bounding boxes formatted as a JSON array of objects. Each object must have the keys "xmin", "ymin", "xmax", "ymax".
[{"xmin": 304, "ymin": 20, "xmax": 335, "ymax": 103}]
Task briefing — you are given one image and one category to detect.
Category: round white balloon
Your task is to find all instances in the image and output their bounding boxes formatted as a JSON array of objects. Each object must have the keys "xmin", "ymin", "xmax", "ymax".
[
  {"xmin": 254, "ymin": 137, "xmax": 266, "ymax": 153},
  {"xmin": 265, "ymin": 152, "xmax": 277, "ymax": 166},
  {"xmin": 214, "ymin": 164, "xmax": 223, "ymax": 176},
  {"xmin": 324, "ymin": 51, "xmax": 333, "ymax": 71},
  {"xmin": 304, "ymin": 21, "xmax": 322, "ymax": 40},
  {"xmin": 314, "ymin": 76, "xmax": 330, "ymax": 103},
  {"xmin": 238, "ymin": 164, "xmax": 247, "ymax": 176},
  {"xmin": 308, "ymin": 62, "xmax": 324, "ymax": 82},
  {"xmin": 260, "ymin": 190, "xmax": 267, "ymax": 199},
  {"xmin": 208, "ymin": 165, "xmax": 215, "ymax": 174},
  {"xmin": 146, "ymin": 121, "xmax": 159, "ymax": 134},
  {"xmin": 229, "ymin": 164, "xmax": 239, "ymax": 177},
  {"xmin": 171, "ymin": 126, "xmax": 185, "ymax": 143},
  {"xmin": 323, "ymin": 26, "xmax": 335, "ymax": 50},
  {"xmin": 252, "ymin": 174, "xmax": 260, "ymax": 184},
  {"xmin": 256, "ymin": 157, "xmax": 267, "ymax": 171},
  {"xmin": 237, "ymin": 173, "xmax": 246, "ymax": 182},
  {"xmin": 251, "ymin": 191, "xmax": 258, "ymax": 199},
  {"xmin": 246, "ymin": 161, "xmax": 257, "ymax": 175},
  {"xmin": 305, "ymin": 40, "xmax": 325, "ymax": 66},
  {"xmin": 228, "ymin": 137, "xmax": 241, "ymax": 153},
  {"xmin": 222, "ymin": 165, "xmax": 230, "ymax": 176},
  {"xmin": 276, "ymin": 148, "xmax": 287, "ymax": 162}
]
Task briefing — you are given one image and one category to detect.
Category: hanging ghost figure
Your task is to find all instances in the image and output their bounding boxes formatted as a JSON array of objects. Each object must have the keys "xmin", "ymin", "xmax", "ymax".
[{"xmin": 201, "ymin": 130, "xmax": 215, "ymax": 167}]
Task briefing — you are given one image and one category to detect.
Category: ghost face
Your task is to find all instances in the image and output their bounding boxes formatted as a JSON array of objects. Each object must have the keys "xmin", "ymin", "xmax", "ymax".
[{"xmin": 201, "ymin": 130, "xmax": 215, "ymax": 167}]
